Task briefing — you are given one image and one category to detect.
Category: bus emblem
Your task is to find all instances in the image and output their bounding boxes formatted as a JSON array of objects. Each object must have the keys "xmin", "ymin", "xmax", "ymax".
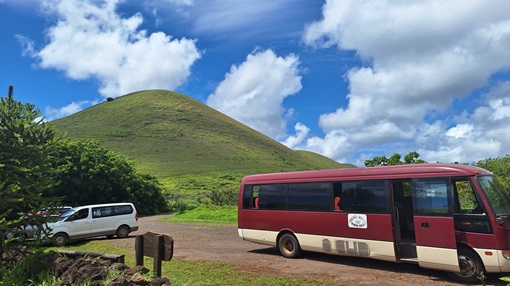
[{"xmin": 348, "ymin": 214, "xmax": 368, "ymax": 229}]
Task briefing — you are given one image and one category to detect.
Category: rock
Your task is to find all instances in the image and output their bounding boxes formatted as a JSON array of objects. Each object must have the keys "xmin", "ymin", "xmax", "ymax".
[{"xmin": 130, "ymin": 273, "xmax": 150, "ymax": 285}]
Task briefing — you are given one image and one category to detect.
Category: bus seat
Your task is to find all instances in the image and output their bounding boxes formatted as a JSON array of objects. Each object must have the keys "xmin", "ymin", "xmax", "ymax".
[
  {"xmin": 254, "ymin": 197, "xmax": 259, "ymax": 209},
  {"xmin": 334, "ymin": 196, "xmax": 341, "ymax": 210}
]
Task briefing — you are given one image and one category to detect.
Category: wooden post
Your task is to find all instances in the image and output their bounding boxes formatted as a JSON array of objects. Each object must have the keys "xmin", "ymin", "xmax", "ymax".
[
  {"xmin": 153, "ymin": 234, "xmax": 164, "ymax": 277},
  {"xmin": 135, "ymin": 235, "xmax": 144, "ymax": 266},
  {"xmin": 135, "ymin": 232, "xmax": 173, "ymax": 277}
]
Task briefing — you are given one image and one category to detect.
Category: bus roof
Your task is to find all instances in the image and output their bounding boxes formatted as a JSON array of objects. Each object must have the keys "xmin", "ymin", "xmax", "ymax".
[{"xmin": 241, "ymin": 163, "xmax": 492, "ymax": 184}]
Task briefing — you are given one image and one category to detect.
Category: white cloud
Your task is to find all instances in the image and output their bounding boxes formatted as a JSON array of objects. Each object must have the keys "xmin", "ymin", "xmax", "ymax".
[
  {"xmin": 45, "ymin": 100, "xmax": 98, "ymax": 121},
  {"xmin": 304, "ymin": 130, "xmax": 354, "ymax": 162},
  {"xmin": 207, "ymin": 49, "xmax": 302, "ymax": 138},
  {"xmin": 445, "ymin": 124, "xmax": 473, "ymax": 139},
  {"xmin": 281, "ymin": 122, "xmax": 309, "ymax": 149},
  {"xmin": 31, "ymin": 0, "xmax": 201, "ymax": 98},
  {"xmin": 299, "ymin": 0, "xmax": 510, "ymax": 164},
  {"xmin": 186, "ymin": 0, "xmax": 296, "ymax": 36}
]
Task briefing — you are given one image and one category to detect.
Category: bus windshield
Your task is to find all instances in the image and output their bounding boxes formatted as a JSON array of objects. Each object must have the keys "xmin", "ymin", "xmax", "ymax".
[{"xmin": 477, "ymin": 176, "xmax": 510, "ymax": 216}]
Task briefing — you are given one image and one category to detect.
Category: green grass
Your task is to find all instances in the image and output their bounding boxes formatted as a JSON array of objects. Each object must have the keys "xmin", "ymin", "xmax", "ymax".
[
  {"xmin": 43, "ymin": 240, "xmax": 332, "ymax": 286},
  {"xmin": 162, "ymin": 205, "xmax": 237, "ymax": 224}
]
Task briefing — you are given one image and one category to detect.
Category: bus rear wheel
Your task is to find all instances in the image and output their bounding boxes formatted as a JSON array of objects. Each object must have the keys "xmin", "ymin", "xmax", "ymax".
[
  {"xmin": 447, "ymin": 248, "xmax": 484, "ymax": 283},
  {"xmin": 278, "ymin": 233, "xmax": 302, "ymax": 258}
]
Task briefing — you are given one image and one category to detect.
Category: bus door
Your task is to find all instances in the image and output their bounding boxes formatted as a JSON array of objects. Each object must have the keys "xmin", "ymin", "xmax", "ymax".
[
  {"xmin": 392, "ymin": 181, "xmax": 416, "ymax": 260},
  {"xmin": 412, "ymin": 178, "xmax": 460, "ymax": 272}
]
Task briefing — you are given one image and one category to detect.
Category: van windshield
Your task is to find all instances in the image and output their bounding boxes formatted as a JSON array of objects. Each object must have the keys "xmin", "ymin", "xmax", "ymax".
[
  {"xmin": 59, "ymin": 208, "xmax": 77, "ymax": 221},
  {"xmin": 477, "ymin": 176, "xmax": 510, "ymax": 216}
]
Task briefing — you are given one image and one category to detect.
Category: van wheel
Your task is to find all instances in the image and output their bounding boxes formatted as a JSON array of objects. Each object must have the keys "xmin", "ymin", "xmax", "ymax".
[
  {"xmin": 16, "ymin": 233, "xmax": 28, "ymax": 242},
  {"xmin": 278, "ymin": 233, "xmax": 302, "ymax": 258},
  {"xmin": 447, "ymin": 248, "xmax": 484, "ymax": 283},
  {"xmin": 52, "ymin": 233, "xmax": 68, "ymax": 246},
  {"xmin": 116, "ymin": 225, "xmax": 130, "ymax": 238}
]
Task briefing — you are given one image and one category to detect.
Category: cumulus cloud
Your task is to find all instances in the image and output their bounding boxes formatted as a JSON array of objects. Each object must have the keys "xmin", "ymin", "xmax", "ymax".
[
  {"xmin": 207, "ymin": 49, "xmax": 302, "ymax": 138},
  {"xmin": 31, "ymin": 0, "xmax": 201, "ymax": 98},
  {"xmin": 44, "ymin": 99, "xmax": 99, "ymax": 121},
  {"xmin": 304, "ymin": 130, "xmax": 355, "ymax": 163},
  {"xmin": 282, "ymin": 123, "xmax": 310, "ymax": 149},
  {"xmin": 298, "ymin": 0, "xmax": 510, "ymax": 164}
]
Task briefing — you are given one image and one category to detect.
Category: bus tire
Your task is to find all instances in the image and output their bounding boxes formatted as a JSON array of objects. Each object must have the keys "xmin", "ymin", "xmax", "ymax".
[
  {"xmin": 447, "ymin": 248, "xmax": 484, "ymax": 283},
  {"xmin": 278, "ymin": 233, "xmax": 302, "ymax": 258}
]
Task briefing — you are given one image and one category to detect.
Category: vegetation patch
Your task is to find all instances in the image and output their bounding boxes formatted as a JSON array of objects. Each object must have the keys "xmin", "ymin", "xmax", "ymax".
[{"xmin": 162, "ymin": 205, "xmax": 237, "ymax": 224}]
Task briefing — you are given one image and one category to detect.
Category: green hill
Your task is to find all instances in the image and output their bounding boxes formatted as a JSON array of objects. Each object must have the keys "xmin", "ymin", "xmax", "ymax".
[{"xmin": 52, "ymin": 90, "xmax": 352, "ymax": 186}]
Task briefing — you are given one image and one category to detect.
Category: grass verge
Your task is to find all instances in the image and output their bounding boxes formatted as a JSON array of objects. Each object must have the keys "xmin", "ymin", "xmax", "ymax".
[
  {"xmin": 44, "ymin": 240, "xmax": 331, "ymax": 286},
  {"xmin": 162, "ymin": 205, "xmax": 237, "ymax": 224}
]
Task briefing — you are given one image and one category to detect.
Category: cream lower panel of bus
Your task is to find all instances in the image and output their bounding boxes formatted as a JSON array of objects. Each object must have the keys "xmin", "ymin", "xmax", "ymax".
[
  {"xmin": 484, "ymin": 249, "xmax": 510, "ymax": 273},
  {"xmin": 295, "ymin": 233, "xmax": 397, "ymax": 262},
  {"xmin": 416, "ymin": 246, "xmax": 459, "ymax": 272},
  {"xmin": 240, "ymin": 229, "xmax": 278, "ymax": 247},
  {"xmin": 418, "ymin": 246, "xmax": 509, "ymax": 273}
]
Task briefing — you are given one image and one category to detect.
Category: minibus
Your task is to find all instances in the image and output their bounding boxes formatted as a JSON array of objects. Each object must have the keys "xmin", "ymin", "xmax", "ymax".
[{"xmin": 238, "ymin": 164, "xmax": 510, "ymax": 283}]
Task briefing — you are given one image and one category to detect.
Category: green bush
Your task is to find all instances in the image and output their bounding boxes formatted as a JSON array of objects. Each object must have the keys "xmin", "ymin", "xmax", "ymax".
[{"xmin": 207, "ymin": 188, "xmax": 238, "ymax": 206}]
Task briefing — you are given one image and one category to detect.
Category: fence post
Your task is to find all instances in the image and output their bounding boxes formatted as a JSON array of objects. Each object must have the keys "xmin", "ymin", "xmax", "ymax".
[
  {"xmin": 153, "ymin": 234, "xmax": 164, "ymax": 277},
  {"xmin": 135, "ymin": 235, "xmax": 144, "ymax": 266}
]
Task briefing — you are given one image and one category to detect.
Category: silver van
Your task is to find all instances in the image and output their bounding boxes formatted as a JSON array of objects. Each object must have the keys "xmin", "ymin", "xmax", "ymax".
[{"xmin": 45, "ymin": 203, "xmax": 139, "ymax": 246}]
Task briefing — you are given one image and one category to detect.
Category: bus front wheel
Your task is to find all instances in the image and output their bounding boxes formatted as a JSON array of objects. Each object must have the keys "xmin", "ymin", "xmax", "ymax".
[
  {"xmin": 278, "ymin": 233, "xmax": 302, "ymax": 258},
  {"xmin": 447, "ymin": 248, "xmax": 484, "ymax": 283}
]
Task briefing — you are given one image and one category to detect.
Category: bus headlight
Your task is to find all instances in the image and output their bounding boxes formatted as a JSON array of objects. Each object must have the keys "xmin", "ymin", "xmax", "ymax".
[{"xmin": 502, "ymin": 250, "xmax": 510, "ymax": 260}]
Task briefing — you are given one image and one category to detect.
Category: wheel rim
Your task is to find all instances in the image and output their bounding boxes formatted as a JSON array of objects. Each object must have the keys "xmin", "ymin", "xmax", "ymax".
[
  {"xmin": 55, "ymin": 235, "xmax": 65, "ymax": 245},
  {"xmin": 458, "ymin": 254, "xmax": 476, "ymax": 277},
  {"xmin": 118, "ymin": 227, "xmax": 128, "ymax": 237},
  {"xmin": 282, "ymin": 237, "xmax": 295, "ymax": 255}
]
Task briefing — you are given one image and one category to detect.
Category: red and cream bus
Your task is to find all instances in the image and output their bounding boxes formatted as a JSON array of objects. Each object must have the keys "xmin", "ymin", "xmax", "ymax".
[{"xmin": 237, "ymin": 164, "xmax": 510, "ymax": 283}]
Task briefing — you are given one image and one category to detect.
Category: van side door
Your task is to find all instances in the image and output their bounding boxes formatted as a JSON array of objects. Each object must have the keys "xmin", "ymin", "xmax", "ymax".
[
  {"xmin": 412, "ymin": 177, "xmax": 460, "ymax": 272},
  {"xmin": 91, "ymin": 206, "xmax": 115, "ymax": 236},
  {"xmin": 65, "ymin": 208, "xmax": 92, "ymax": 238}
]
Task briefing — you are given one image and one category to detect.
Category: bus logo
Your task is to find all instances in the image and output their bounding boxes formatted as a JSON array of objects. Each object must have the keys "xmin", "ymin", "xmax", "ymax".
[{"xmin": 348, "ymin": 214, "xmax": 368, "ymax": 229}]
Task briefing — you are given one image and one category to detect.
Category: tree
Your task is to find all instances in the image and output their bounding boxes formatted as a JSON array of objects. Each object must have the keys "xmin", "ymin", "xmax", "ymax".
[
  {"xmin": 46, "ymin": 140, "xmax": 168, "ymax": 215},
  {"xmin": 0, "ymin": 92, "xmax": 59, "ymax": 267},
  {"xmin": 364, "ymin": 152, "xmax": 427, "ymax": 167},
  {"xmin": 403, "ymin": 151, "xmax": 426, "ymax": 164},
  {"xmin": 475, "ymin": 156, "xmax": 510, "ymax": 190}
]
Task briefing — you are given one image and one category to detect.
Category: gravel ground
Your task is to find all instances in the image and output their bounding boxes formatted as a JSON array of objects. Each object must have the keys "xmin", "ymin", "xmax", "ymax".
[{"xmin": 105, "ymin": 215, "xmax": 506, "ymax": 286}]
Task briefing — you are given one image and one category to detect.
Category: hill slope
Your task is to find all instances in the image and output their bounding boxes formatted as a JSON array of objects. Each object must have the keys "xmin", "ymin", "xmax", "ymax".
[{"xmin": 52, "ymin": 90, "xmax": 352, "ymax": 180}]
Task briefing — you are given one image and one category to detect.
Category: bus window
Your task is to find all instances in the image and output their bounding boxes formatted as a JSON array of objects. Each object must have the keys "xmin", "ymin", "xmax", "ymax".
[
  {"xmin": 413, "ymin": 178, "xmax": 453, "ymax": 216},
  {"xmin": 287, "ymin": 182, "xmax": 331, "ymax": 211},
  {"xmin": 258, "ymin": 184, "xmax": 287, "ymax": 210},
  {"xmin": 478, "ymin": 176, "xmax": 510, "ymax": 216},
  {"xmin": 455, "ymin": 179, "xmax": 484, "ymax": 214},
  {"xmin": 253, "ymin": 186, "xmax": 259, "ymax": 209},
  {"xmin": 340, "ymin": 180, "xmax": 389, "ymax": 213},
  {"xmin": 453, "ymin": 178, "xmax": 492, "ymax": 234},
  {"xmin": 333, "ymin": 183, "xmax": 342, "ymax": 211},
  {"xmin": 242, "ymin": 185, "xmax": 253, "ymax": 209}
]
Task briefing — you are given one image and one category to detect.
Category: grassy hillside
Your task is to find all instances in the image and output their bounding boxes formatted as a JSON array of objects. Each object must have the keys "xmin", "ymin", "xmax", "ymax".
[{"xmin": 53, "ymin": 90, "xmax": 351, "ymax": 180}]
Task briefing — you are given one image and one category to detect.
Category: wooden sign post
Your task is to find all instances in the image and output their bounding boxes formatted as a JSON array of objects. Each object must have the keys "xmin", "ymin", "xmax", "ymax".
[{"xmin": 135, "ymin": 231, "xmax": 174, "ymax": 277}]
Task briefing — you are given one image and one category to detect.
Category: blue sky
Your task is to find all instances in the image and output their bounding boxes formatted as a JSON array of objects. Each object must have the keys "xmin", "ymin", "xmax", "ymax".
[{"xmin": 2, "ymin": 0, "xmax": 510, "ymax": 166}]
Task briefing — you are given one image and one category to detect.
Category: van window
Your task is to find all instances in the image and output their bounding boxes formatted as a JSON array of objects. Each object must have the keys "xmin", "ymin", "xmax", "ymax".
[
  {"xmin": 69, "ymin": 209, "xmax": 89, "ymax": 221},
  {"xmin": 92, "ymin": 205, "xmax": 133, "ymax": 218}
]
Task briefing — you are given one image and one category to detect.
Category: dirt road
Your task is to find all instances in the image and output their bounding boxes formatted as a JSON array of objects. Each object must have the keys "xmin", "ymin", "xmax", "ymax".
[{"xmin": 107, "ymin": 215, "xmax": 506, "ymax": 285}]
